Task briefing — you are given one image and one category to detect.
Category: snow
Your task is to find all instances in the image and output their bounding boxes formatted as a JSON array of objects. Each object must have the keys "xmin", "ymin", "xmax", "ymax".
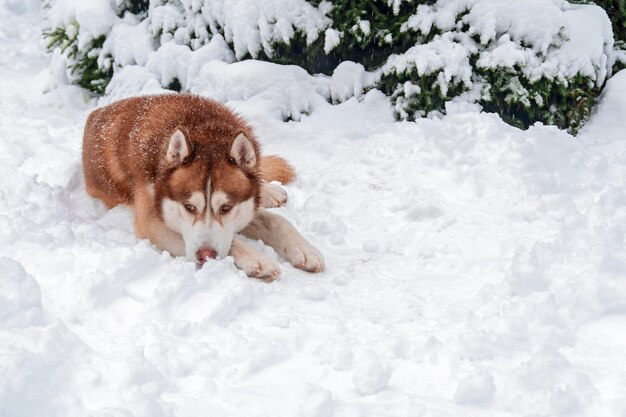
[
  {"xmin": 3, "ymin": 1, "xmax": 626, "ymax": 417},
  {"xmin": 462, "ymin": 0, "xmax": 564, "ymax": 54},
  {"xmin": 103, "ymin": 44, "xmax": 326, "ymax": 122},
  {"xmin": 543, "ymin": 3, "xmax": 615, "ymax": 86},
  {"xmin": 351, "ymin": 357, "xmax": 392, "ymax": 396},
  {"xmin": 298, "ymin": 384, "xmax": 334, "ymax": 417},
  {"xmin": 323, "ymin": 28, "xmax": 341, "ymax": 54},
  {"xmin": 188, "ymin": 60, "xmax": 327, "ymax": 121},
  {"xmin": 381, "ymin": 31, "xmax": 476, "ymax": 93},
  {"xmin": 149, "ymin": 0, "xmax": 330, "ymax": 58},
  {"xmin": 453, "ymin": 371, "xmax": 495, "ymax": 405},
  {"xmin": 329, "ymin": 61, "xmax": 372, "ymax": 103},
  {"xmin": 580, "ymin": 69, "xmax": 626, "ymax": 144},
  {"xmin": 102, "ymin": 15, "xmax": 155, "ymax": 68},
  {"xmin": 46, "ymin": 0, "xmax": 116, "ymax": 43}
]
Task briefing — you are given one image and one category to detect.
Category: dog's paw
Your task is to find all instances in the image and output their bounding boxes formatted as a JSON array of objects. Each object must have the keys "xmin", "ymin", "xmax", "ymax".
[
  {"xmin": 285, "ymin": 241, "xmax": 325, "ymax": 273},
  {"xmin": 260, "ymin": 182, "xmax": 288, "ymax": 208},
  {"xmin": 235, "ymin": 253, "xmax": 281, "ymax": 281}
]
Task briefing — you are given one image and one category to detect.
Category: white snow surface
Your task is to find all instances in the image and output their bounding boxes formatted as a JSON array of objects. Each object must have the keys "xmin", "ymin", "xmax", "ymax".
[{"xmin": 3, "ymin": 2, "xmax": 626, "ymax": 417}]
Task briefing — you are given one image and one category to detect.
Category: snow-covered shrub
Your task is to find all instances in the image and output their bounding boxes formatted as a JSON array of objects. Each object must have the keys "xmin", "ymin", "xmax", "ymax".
[
  {"xmin": 43, "ymin": 0, "xmax": 618, "ymax": 133},
  {"xmin": 375, "ymin": 1, "xmax": 615, "ymax": 132},
  {"xmin": 43, "ymin": 0, "xmax": 148, "ymax": 94},
  {"xmin": 277, "ymin": 0, "xmax": 439, "ymax": 74},
  {"xmin": 44, "ymin": 0, "xmax": 329, "ymax": 95},
  {"xmin": 44, "ymin": 26, "xmax": 112, "ymax": 94}
]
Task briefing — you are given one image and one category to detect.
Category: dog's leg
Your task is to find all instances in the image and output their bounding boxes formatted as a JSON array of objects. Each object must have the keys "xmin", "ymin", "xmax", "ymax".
[
  {"xmin": 134, "ymin": 184, "xmax": 185, "ymax": 257},
  {"xmin": 259, "ymin": 181, "xmax": 288, "ymax": 208},
  {"xmin": 241, "ymin": 210, "xmax": 324, "ymax": 273},
  {"xmin": 230, "ymin": 236, "xmax": 280, "ymax": 280}
]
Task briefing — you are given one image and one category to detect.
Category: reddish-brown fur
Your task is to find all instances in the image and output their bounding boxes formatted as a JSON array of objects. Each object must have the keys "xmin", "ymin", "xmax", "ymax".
[
  {"xmin": 83, "ymin": 94, "xmax": 293, "ymax": 216},
  {"xmin": 259, "ymin": 155, "xmax": 295, "ymax": 184}
]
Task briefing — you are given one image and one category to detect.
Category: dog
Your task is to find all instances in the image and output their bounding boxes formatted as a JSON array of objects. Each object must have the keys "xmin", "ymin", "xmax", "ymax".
[{"xmin": 82, "ymin": 93, "xmax": 324, "ymax": 279}]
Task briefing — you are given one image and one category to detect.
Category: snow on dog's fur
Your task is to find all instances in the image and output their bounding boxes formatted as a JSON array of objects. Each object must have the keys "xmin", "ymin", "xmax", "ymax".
[{"xmin": 82, "ymin": 94, "xmax": 324, "ymax": 279}]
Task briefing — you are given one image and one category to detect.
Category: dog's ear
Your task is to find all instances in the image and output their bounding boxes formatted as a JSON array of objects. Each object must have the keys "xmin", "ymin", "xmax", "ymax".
[
  {"xmin": 166, "ymin": 127, "xmax": 193, "ymax": 165},
  {"xmin": 230, "ymin": 132, "xmax": 257, "ymax": 170}
]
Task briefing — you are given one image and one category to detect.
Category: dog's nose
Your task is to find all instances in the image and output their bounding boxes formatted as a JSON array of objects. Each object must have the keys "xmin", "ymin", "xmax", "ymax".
[{"xmin": 196, "ymin": 247, "xmax": 217, "ymax": 264}]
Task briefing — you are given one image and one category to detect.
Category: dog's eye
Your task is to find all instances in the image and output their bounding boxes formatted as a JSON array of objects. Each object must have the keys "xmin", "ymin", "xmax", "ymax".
[
  {"xmin": 184, "ymin": 203, "xmax": 196, "ymax": 214},
  {"xmin": 220, "ymin": 204, "xmax": 233, "ymax": 215},
  {"xmin": 227, "ymin": 156, "xmax": 237, "ymax": 166}
]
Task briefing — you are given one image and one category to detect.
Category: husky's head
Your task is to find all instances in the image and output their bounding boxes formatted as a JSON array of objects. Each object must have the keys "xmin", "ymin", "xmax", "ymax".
[{"xmin": 156, "ymin": 124, "xmax": 260, "ymax": 264}]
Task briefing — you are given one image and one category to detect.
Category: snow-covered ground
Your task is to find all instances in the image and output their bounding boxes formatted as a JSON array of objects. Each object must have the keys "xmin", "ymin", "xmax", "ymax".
[{"xmin": 2, "ymin": 2, "xmax": 626, "ymax": 416}]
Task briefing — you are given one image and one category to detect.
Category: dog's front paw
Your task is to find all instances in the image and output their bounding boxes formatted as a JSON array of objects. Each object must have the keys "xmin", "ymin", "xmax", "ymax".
[
  {"xmin": 260, "ymin": 182, "xmax": 288, "ymax": 208},
  {"xmin": 285, "ymin": 241, "xmax": 325, "ymax": 273},
  {"xmin": 231, "ymin": 237, "xmax": 281, "ymax": 281},
  {"xmin": 235, "ymin": 252, "xmax": 281, "ymax": 281}
]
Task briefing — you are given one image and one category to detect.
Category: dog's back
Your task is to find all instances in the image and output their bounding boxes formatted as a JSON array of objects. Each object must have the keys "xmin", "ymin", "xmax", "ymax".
[
  {"xmin": 83, "ymin": 95, "xmax": 169, "ymax": 207},
  {"xmin": 83, "ymin": 94, "xmax": 287, "ymax": 208}
]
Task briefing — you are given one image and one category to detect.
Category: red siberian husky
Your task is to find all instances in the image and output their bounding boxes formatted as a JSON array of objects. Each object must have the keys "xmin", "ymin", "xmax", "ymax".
[{"xmin": 83, "ymin": 94, "xmax": 324, "ymax": 279}]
